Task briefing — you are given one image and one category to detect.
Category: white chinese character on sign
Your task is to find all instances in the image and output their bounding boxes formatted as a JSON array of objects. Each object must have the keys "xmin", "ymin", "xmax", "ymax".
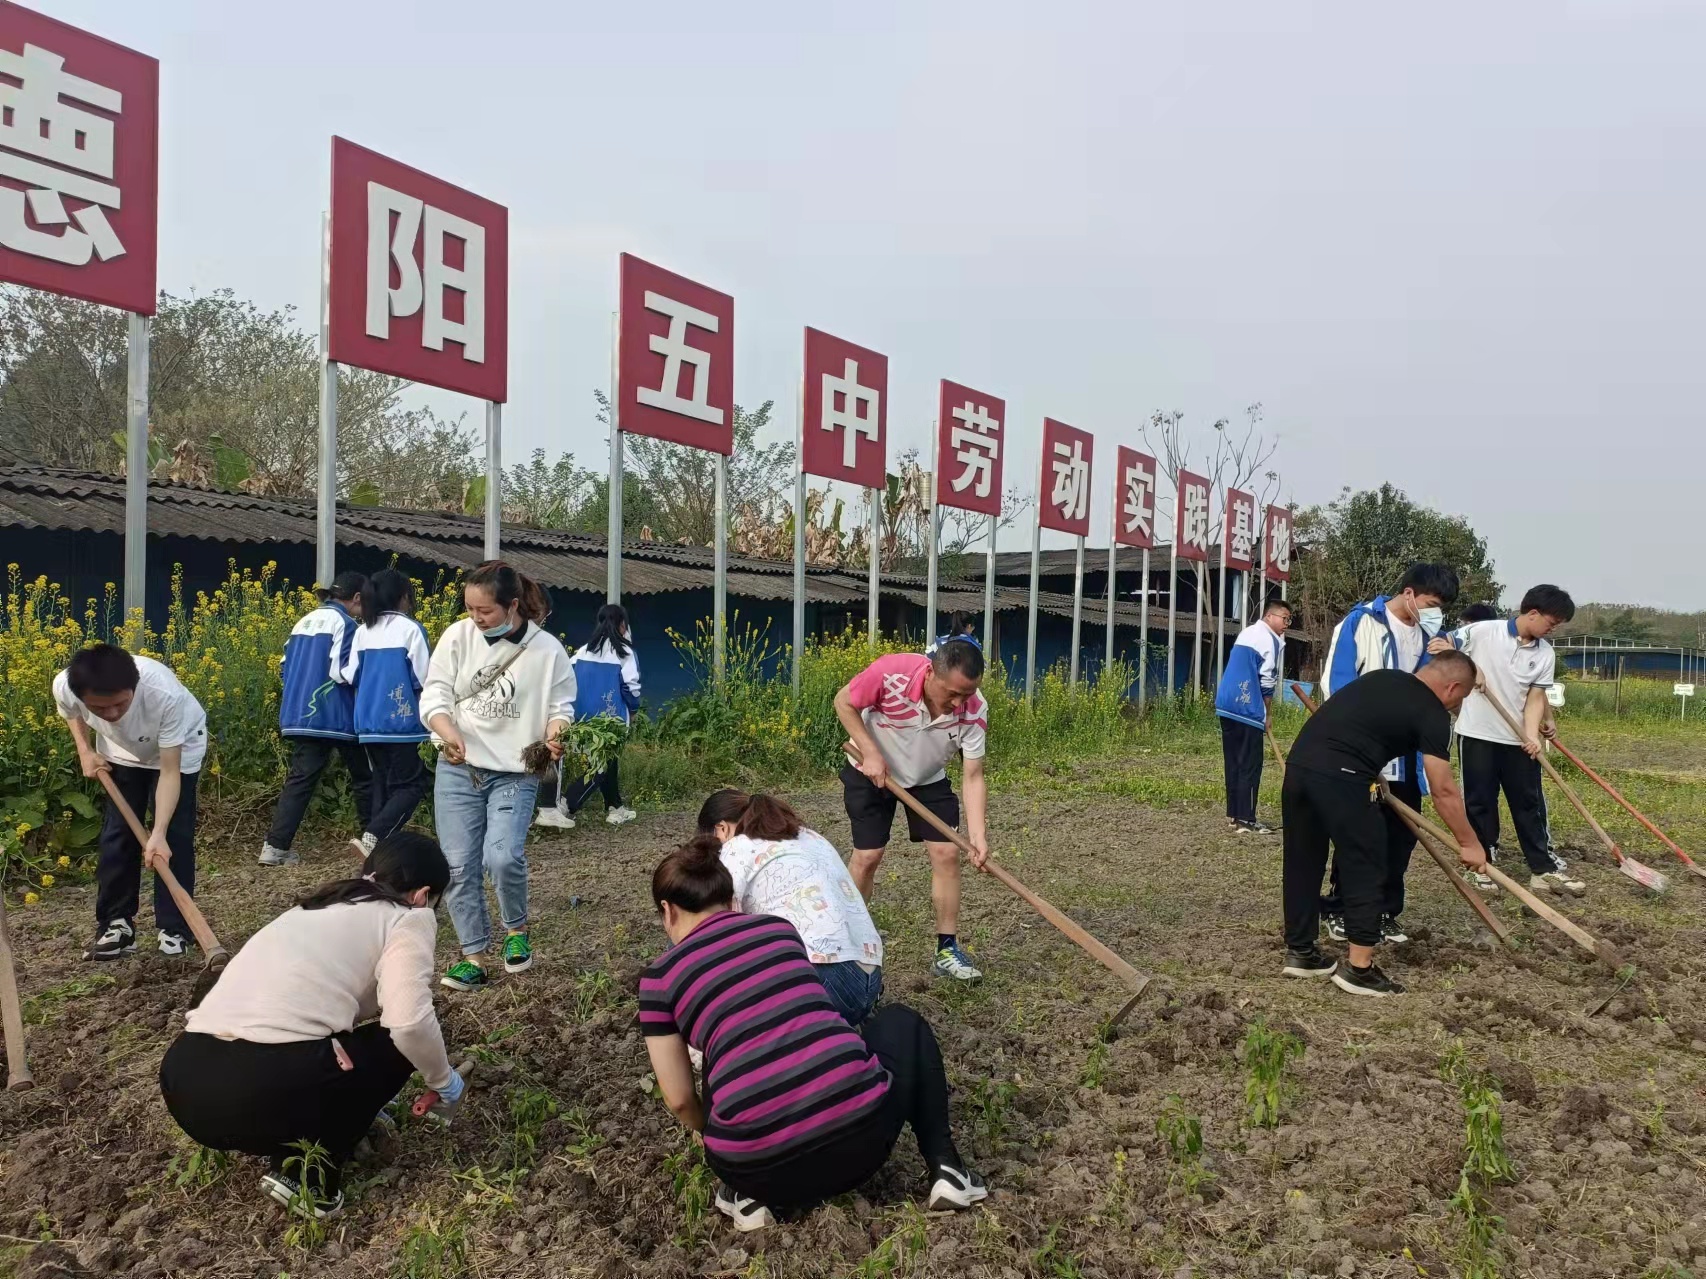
[
  {"xmin": 0, "ymin": 44, "xmax": 126, "ymax": 265},
  {"xmin": 1269, "ymin": 514, "xmax": 1292, "ymax": 573},
  {"xmin": 634, "ymin": 291, "xmax": 723, "ymax": 424},
  {"xmin": 365, "ymin": 183, "xmax": 486, "ymax": 361},
  {"xmin": 820, "ymin": 358, "xmax": 879, "ymax": 467},
  {"xmin": 1049, "ymin": 439, "xmax": 1088, "ymax": 523},
  {"xmin": 1182, "ymin": 482, "xmax": 1210, "ymax": 551},
  {"xmin": 1229, "ymin": 499, "xmax": 1258, "ymax": 563},
  {"xmin": 1122, "ymin": 458, "xmax": 1154, "ymax": 539},
  {"xmin": 947, "ymin": 400, "xmax": 1000, "ymax": 497}
]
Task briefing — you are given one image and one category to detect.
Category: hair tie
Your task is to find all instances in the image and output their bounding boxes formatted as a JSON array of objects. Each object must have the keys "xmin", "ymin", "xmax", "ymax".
[{"xmin": 937, "ymin": 633, "xmax": 982, "ymax": 651}]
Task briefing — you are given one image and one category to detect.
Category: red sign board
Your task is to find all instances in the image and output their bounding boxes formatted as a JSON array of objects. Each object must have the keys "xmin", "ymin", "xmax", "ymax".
[
  {"xmin": 1223, "ymin": 487, "xmax": 1257, "ymax": 572},
  {"xmin": 1113, "ymin": 447, "xmax": 1157, "ymax": 549},
  {"xmin": 1037, "ymin": 418, "xmax": 1094, "ymax": 537},
  {"xmin": 1264, "ymin": 505, "xmax": 1293, "ymax": 582},
  {"xmin": 801, "ymin": 327, "xmax": 886, "ymax": 489},
  {"xmin": 934, "ymin": 380, "xmax": 1005, "ymax": 516},
  {"xmin": 1174, "ymin": 468, "xmax": 1211, "ymax": 562},
  {"xmin": 328, "ymin": 137, "xmax": 508, "ymax": 402},
  {"xmin": 617, "ymin": 253, "xmax": 734, "ymax": 454},
  {"xmin": 0, "ymin": 3, "xmax": 158, "ymax": 314}
]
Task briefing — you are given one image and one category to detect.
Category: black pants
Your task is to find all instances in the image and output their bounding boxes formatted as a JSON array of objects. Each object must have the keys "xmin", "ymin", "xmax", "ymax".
[
  {"xmin": 1320, "ymin": 774, "xmax": 1419, "ymax": 920},
  {"xmin": 1283, "ymin": 767, "xmax": 1386, "ymax": 950},
  {"xmin": 364, "ymin": 743, "xmax": 428, "ymax": 840},
  {"xmin": 1461, "ymin": 736, "xmax": 1552, "ymax": 874},
  {"xmin": 707, "ymin": 1004, "xmax": 962, "ymax": 1212},
  {"xmin": 1220, "ymin": 718, "xmax": 1265, "ymax": 824},
  {"xmin": 159, "ymin": 1023, "xmax": 413, "ymax": 1196},
  {"xmin": 264, "ymin": 737, "xmax": 374, "ymax": 851},
  {"xmin": 559, "ymin": 760, "xmax": 623, "ymax": 814},
  {"xmin": 96, "ymin": 764, "xmax": 198, "ymax": 938}
]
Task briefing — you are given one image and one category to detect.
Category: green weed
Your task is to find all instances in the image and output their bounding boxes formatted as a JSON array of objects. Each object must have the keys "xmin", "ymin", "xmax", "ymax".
[
  {"xmin": 22, "ymin": 973, "xmax": 115, "ymax": 1025},
  {"xmin": 395, "ymin": 1210, "xmax": 471, "ymax": 1279},
  {"xmin": 1079, "ymin": 1039, "xmax": 1110, "ymax": 1090},
  {"xmin": 853, "ymin": 1204, "xmax": 929, "ymax": 1277},
  {"xmin": 1033, "ymin": 1225, "xmax": 1087, "ymax": 1278},
  {"xmin": 508, "ymin": 1085, "xmax": 558, "ymax": 1169},
  {"xmin": 1440, "ymin": 1042, "xmax": 1516, "ymax": 1279},
  {"xmin": 279, "ymin": 1140, "xmax": 333, "ymax": 1249},
  {"xmin": 569, "ymin": 968, "xmax": 617, "ymax": 1021},
  {"xmin": 166, "ymin": 1142, "xmax": 232, "ymax": 1190},
  {"xmin": 1156, "ymin": 1095, "xmax": 1215, "ymax": 1196},
  {"xmin": 663, "ymin": 1140, "xmax": 716, "ymax": 1245},
  {"xmin": 968, "ymin": 1078, "xmax": 1019, "ymax": 1151},
  {"xmin": 1242, "ymin": 1018, "xmax": 1303, "ymax": 1128}
]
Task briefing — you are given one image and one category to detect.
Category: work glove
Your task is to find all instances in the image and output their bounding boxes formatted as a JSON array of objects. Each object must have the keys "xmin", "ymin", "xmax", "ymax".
[{"xmin": 418, "ymin": 1068, "xmax": 467, "ymax": 1124}]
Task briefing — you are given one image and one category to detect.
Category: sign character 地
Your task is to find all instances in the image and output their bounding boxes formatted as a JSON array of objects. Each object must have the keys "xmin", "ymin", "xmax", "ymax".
[
  {"xmin": 801, "ymin": 328, "xmax": 887, "ymax": 489},
  {"xmin": 327, "ymin": 137, "xmax": 508, "ymax": 401},
  {"xmin": 1224, "ymin": 488, "xmax": 1257, "ymax": 572},
  {"xmin": 1038, "ymin": 418, "xmax": 1093, "ymax": 536},
  {"xmin": 935, "ymin": 380, "xmax": 1006, "ymax": 516},
  {"xmin": 0, "ymin": 4, "xmax": 158, "ymax": 313},
  {"xmin": 1114, "ymin": 447, "xmax": 1157, "ymax": 548},
  {"xmin": 618, "ymin": 253, "xmax": 735, "ymax": 454},
  {"xmin": 1264, "ymin": 505, "xmax": 1293, "ymax": 582}
]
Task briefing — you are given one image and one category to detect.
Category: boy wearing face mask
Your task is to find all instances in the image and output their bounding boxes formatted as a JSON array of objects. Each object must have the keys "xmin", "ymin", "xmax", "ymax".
[{"xmin": 1317, "ymin": 563, "xmax": 1460, "ymax": 944}]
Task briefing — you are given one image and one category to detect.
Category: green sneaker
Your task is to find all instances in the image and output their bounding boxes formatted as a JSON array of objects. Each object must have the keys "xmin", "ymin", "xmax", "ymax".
[
  {"xmin": 503, "ymin": 932, "xmax": 532, "ymax": 975},
  {"xmin": 441, "ymin": 959, "xmax": 488, "ymax": 992}
]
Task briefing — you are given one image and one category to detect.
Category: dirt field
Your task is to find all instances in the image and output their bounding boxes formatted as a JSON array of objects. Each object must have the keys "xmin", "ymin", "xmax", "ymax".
[{"xmin": 4, "ymin": 729, "xmax": 1706, "ymax": 1279}]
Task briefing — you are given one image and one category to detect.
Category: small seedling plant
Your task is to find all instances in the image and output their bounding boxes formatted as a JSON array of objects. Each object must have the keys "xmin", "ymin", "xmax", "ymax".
[
  {"xmin": 521, "ymin": 715, "xmax": 628, "ymax": 779},
  {"xmin": 1156, "ymin": 1095, "xmax": 1215, "ymax": 1195},
  {"xmin": 1242, "ymin": 1018, "xmax": 1303, "ymax": 1128},
  {"xmin": 1441, "ymin": 1042, "xmax": 1517, "ymax": 1279}
]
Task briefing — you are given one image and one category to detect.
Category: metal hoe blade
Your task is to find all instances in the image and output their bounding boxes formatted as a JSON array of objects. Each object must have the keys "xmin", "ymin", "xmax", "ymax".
[{"xmin": 1618, "ymin": 857, "xmax": 1668, "ymax": 894}]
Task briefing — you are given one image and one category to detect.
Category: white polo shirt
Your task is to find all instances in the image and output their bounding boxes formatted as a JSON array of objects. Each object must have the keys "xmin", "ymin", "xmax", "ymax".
[
  {"xmin": 844, "ymin": 653, "xmax": 987, "ymax": 788},
  {"xmin": 53, "ymin": 655, "xmax": 208, "ymax": 773},
  {"xmin": 1452, "ymin": 619, "xmax": 1555, "ymax": 746}
]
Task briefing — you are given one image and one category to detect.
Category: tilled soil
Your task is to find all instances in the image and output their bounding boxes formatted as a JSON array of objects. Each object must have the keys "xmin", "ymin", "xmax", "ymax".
[{"xmin": 4, "ymin": 777, "xmax": 1706, "ymax": 1278}]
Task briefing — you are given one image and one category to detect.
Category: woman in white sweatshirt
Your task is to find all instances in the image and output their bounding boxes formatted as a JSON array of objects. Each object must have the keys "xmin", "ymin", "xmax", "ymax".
[
  {"xmin": 418, "ymin": 561, "xmax": 576, "ymax": 993},
  {"xmin": 159, "ymin": 833, "xmax": 462, "ymax": 1219}
]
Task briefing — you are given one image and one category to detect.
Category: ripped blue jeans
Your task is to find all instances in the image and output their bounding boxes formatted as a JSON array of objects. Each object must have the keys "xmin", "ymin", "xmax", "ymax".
[{"xmin": 434, "ymin": 762, "xmax": 538, "ymax": 956}]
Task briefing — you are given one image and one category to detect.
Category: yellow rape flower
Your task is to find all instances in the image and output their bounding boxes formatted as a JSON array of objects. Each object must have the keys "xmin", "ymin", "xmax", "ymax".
[
  {"xmin": 39, "ymin": 873, "xmax": 53, "ymax": 887},
  {"xmin": 57, "ymin": 855, "xmax": 70, "ymax": 868},
  {"xmin": 23, "ymin": 892, "xmax": 38, "ymax": 905}
]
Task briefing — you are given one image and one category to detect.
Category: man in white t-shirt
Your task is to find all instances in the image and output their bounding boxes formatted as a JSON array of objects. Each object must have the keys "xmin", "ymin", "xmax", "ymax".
[
  {"xmin": 53, "ymin": 644, "xmax": 208, "ymax": 959},
  {"xmin": 1433, "ymin": 584, "xmax": 1583, "ymax": 896},
  {"xmin": 834, "ymin": 639, "xmax": 989, "ymax": 982}
]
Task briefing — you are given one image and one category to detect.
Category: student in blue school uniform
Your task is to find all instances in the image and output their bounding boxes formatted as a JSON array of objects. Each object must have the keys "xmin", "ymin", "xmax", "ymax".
[
  {"xmin": 537, "ymin": 604, "xmax": 642, "ymax": 829},
  {"xmin": 1212, "ymin": 598, "xmax": 1291, "ymax": 835},
  {"xmin": 344, "ymin": 569, "xmax": 432, "ymax": 858},
  {"xmin": 260, "ymin": 572, "xmax": 372, "ymax": 867}
]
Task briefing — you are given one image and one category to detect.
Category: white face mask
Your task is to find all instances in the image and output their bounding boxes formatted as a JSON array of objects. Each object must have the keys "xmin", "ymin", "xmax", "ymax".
[{"xmin": 1418, "ymin": 606, "xmax": 1444, "ymax": 637}]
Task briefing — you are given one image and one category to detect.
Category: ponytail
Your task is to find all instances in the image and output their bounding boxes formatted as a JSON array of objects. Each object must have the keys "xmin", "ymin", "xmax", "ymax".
[
  {"xmin": 316, "ymin": 570, "xmax": 369, "ymax": 605},
  {"xmin": 466, "ymin": 560, "xmax": 549, "ymax": 623},
  {"xmin": 588, "ymin": 603, "xmax": 632, "ymax": 659},
  {"xmin": 651, "ymin": 833, "xmax": 735, "ymax": 913},
  {"xmin": 734, "ymin": 794, "xmax": 803, "ymax": 841},
  {"xmin": 298, "ymin": 832, "xmax": 450, "ymax": 911},
  {"xmin": 364, "ymin": 569, "xmax": 414, "ymax": 627},
  {"xmin": 696, "ymin": 787, "xmax": 751, "ymax": 834}
]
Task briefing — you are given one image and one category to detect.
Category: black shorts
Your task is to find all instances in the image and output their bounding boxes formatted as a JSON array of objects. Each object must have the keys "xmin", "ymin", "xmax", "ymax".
[{"xmin": 840, "ymin": 764, "xmax": 960, "ymax": 849}]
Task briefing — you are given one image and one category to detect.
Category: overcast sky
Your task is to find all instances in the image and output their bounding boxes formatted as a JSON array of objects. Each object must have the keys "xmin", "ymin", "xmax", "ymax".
[{"xmin": 48, "ymin": 0, "xmax": 1706, "ymax": 609}]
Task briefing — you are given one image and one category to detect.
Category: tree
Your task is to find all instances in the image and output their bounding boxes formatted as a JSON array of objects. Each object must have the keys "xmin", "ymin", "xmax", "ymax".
[
  {"xmin": 1291, "ymin": 483, "xmax": 1502, "ymax": 653},
  {"xmin": 0, "ymin": 286, "xmax": 477, "ymax": 507},
  {"xmin": 1596, "ymin": 608, "xmax": 1657, "ymax": 643}
]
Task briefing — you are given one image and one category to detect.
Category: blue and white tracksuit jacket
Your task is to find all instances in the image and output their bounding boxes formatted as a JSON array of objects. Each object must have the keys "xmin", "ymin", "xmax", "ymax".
[
  {"xmin": 278, "ymin": 603, "xmax": 359, "ymax": 739},
  {"xmin": 1213, "ymin": 622, "xmax": 1283, "ymax": 729},
  {"xmin": 1321, "ymin": 594, "xmax": 1431, "ymax": 786},
  {"xmin": 568, "ymin": 643, "xmax": 641, "ymax": 725},
  {"xmin": 344, "ymin": 612, "xmax": 433, "ymax": 744}
]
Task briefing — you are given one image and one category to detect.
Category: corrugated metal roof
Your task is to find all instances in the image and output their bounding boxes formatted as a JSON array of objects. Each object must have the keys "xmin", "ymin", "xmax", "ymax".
[{"xmin": 0, "ymin": 466, "xmax": 1251, "ymax": 634}]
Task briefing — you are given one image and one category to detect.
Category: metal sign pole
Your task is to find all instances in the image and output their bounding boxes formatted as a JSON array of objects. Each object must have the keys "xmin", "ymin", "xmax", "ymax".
[
  {"xmin": 1105, "ymin": 534, "xmax": 1118, "ymax": 679},
  {"xmin": 868, "ymin": 487, "xmax": 881, "ymax": 645},
  {"xmin": 1189, "ymin": 566, "xmax": 1203, "ymax": 693},
  {"xmin": 925, "ymin": 425, "xmax": 939, "ymax": 640},
  {"xmin": 792, "ymin": 378, "xmax": 806, "ymax": 699},
  {"xmin": 1137, "ymin": 547, "xmax": 1151, "ymax": 710},
  {"xmin": 315, "ymin": 211, "xmax": 338, "ymax": 591},
  {"xmin": 1069, "ymin": 534, "xmax": 1085, "ymax": 686},
  {"xmin": 123, "ymin": 312, "xmax": 150, "ymax": 624},
  {"xmin": 1214, "ymin": 536, "xmax": 1229, "ymax": 685},
  {"xmin": 1025, "ymin": 511, "xmax": 1042, "ymax": 701},
  {"xmin": 606, "ymin": 311, "xmax": 622, "ymax": 604},
  {"xmin": 983, "ymin": 512, "xmax": 997, "ymax": 660},
  {"xmin": 483, "ymin": 402, "xmax": 501, "ymax": 560},
  {"xmin": 714, "ymin": 453, "xmax": 728, "ymax": 687},
  {"xmin": 1165, "ymin": 542, "xmax": 1178, "ymax": 702}
]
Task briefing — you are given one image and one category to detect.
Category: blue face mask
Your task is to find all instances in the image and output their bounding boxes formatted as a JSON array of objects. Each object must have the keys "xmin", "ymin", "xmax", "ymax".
[
  {"xmin": 1418, "ymin": 606, "xmax": 1444, "ymax": 637},
  {"xmin": 478, "ymin": 618, "xmax": 513, "ymax": 639}
]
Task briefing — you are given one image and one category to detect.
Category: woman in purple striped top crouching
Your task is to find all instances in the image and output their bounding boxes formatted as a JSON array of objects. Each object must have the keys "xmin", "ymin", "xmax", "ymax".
[{"xmin": 639, "ymin": 835, "xmax": 988, "ymax": 1232}]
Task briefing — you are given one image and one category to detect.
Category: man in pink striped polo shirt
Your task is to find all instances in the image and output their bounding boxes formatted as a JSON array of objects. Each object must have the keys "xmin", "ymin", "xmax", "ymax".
[{"xmin": 833, "ymin": 638, "xmax": 989, "ymax": 981}]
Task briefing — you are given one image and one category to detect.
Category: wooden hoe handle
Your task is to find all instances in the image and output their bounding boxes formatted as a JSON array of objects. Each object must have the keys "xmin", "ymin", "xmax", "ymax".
[{"xmin": 96, "ymin": 770, "xmax": 229, "ymax": 969}]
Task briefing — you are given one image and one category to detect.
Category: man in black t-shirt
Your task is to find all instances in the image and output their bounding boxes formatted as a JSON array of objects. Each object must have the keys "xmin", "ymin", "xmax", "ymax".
[{"xmin": 1282, "ymin": 652, "xmax": 1488, "ymax": 996}]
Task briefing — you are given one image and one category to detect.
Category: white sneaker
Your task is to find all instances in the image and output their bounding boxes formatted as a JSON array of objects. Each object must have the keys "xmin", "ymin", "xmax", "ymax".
[
  {"xmin": 349, "ymin": 833, "xmax": 376, "ymax": 860},
  {"xmin": 534, "ymin": 807, "xmax": 575, "ymax": 830},
  {"xmin": 1380, "ymin": 915, "xmax": 1409, "ymax": 945},
  {"xmin": 158, "ymin": 930, "xmax": 187, "ymax": 957},
  {"xmin": 258, "ymin": 842, "xmax": 298, "ymax": 867},
  {"xmin": 932, "ymin": 943, "xmax": 983, "ymax": 982},
  {"xmin": 1466, "ymin": 870, "xmax": 1499, "ymax": 894},
  {"xmin": 1324, "ymin": 915, "xmax": 1348, "ymax": 944},
  {"xmin": 714, "ymin": 1183, "xmax": 775, "ymax": 1232},
  {"xmin": 927, "ymin": 1164, "xmax": 989, "ymax": 1210},
  {"xmin": 606, "ymin": 806, "xmax": 638, "ymax": 826},
  {"xmin": 1530, "ymin": 870, "xmax": 1587, "ymax": 897}
]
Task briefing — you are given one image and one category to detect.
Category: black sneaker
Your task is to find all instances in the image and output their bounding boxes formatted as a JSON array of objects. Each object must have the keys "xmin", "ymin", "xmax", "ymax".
[
  {"xmin": 1332, "ymin": 963, "xmax": 1404, "ymax": 998},
  {"xmin": 714, "ymin": 1183, "xmax": 775, "ymax": 1231},
  {"xmin": 1380, "ymin": 915, "xmax": 1409, "ymax": 944},
  {"xmin": 259, "ymin": 1172, "xmax": 344, "ymax": 1219},
  {"xmin": 927, "ymin": 1163, "xmax": 989, "ymax": 1210},
  {"xmin": 85, "ymin": 919, "xmax": 136, "ymax": 960},
  {"xmin": 1323, "ymin": 915, "xmax": 1348, "ymax": 944},
  {"xmin": 1244, "ymin": 820, "xmax": 1278, "ymax": 836},
  {"xmin": 1282, "ymin": 946, "xmax": 1336, "ymax": 977}
]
